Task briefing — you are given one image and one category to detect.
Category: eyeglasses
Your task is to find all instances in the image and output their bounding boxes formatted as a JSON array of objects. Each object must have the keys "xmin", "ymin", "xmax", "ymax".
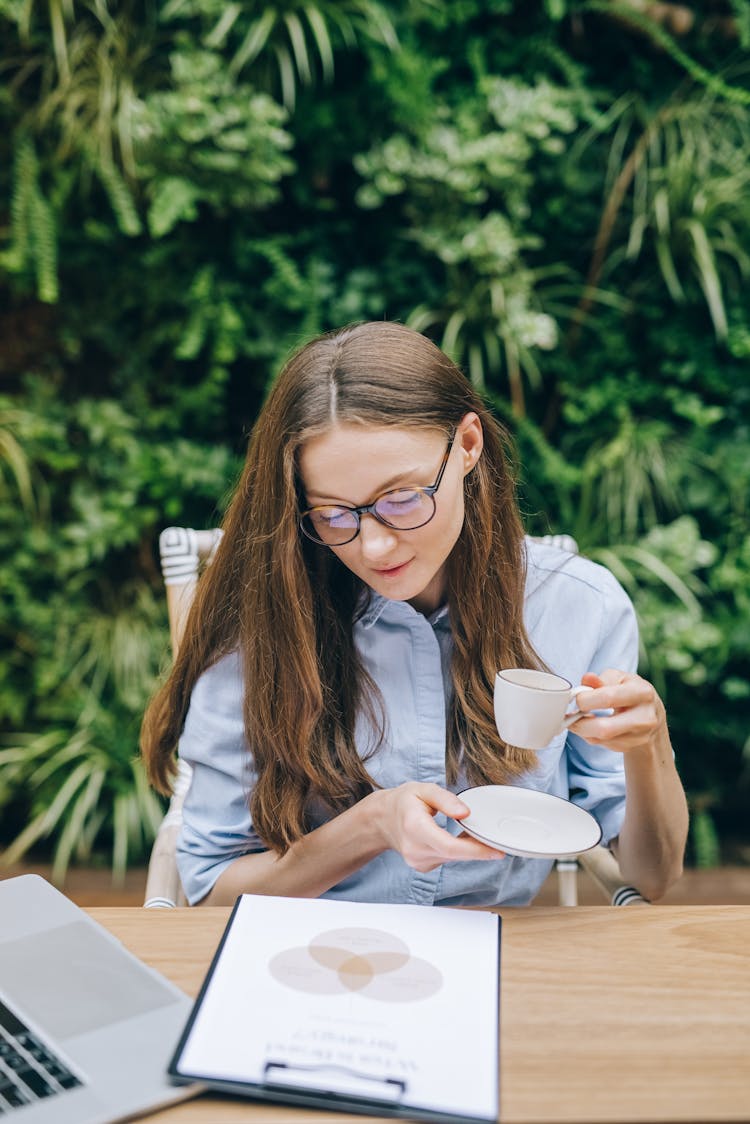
[{"xmin": 300, "ymin": 432, "xmax": 455, "ymax": 546}]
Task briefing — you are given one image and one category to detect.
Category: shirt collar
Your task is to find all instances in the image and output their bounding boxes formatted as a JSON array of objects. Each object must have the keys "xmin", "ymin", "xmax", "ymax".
[
  {"xmin": 358, "ymin": 590, "xmax": 450, "ymax": 629},
  {"xmin": 359, "ymin": 591, "xmax": 388, "ymax": 629},
  {"xmin": 358, "ymin": 538, "xmax": 571, "ymax": 627}
]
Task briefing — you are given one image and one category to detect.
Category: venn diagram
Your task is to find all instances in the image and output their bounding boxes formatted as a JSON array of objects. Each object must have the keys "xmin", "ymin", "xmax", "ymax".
[{"xmin": 268, "ymin": 927, "xmax": 443, "ymax": 1002}]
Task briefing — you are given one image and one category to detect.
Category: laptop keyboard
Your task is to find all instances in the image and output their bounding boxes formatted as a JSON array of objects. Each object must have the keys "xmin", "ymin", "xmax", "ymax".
[{"xmin": 0, "ymin": 999, "xmax": 82, "ymax": 1113}]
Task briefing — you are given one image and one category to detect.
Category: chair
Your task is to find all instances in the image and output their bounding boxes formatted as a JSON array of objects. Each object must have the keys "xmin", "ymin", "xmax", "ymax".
[
  {"xmin": 143, "ymin": 528, "xmax": 647, "ymax": 907},
  {"xmin": 556, "ymin": 849, "xmax": 647, "ymax": 907}
]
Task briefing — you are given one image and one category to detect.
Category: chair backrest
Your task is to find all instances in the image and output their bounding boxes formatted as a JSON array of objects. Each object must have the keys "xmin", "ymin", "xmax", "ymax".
[
  {"xmin": 143, "ymin": 528, "xmax": 222, "ymax": 908},
  {"xmin": 143, "ymin": 528, "xmax": 647, "ymax": 907},
  {"xmin": 158, "ymin": 526, "xmax": 224, "ymax": 655}
]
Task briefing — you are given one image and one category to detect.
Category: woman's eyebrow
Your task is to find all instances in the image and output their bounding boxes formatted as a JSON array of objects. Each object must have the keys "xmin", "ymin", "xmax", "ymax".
[{"xmin": 306, "ymin": 463, "xmax": 425, "ymax": 504}]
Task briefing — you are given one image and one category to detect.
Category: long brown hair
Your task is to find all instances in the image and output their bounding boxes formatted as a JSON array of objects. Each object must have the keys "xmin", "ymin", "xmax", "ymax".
[{"xmin": 141, "ymin": 321, "xmax": 541, "ymax": 852}]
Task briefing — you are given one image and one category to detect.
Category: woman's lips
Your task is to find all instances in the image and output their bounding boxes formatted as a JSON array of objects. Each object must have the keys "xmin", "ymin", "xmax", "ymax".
[{"xmin": 373, "ymin": 560, "xmax": 412, "ymax": 578}]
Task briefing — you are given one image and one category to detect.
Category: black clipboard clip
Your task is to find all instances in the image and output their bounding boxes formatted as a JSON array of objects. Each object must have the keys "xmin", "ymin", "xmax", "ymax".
[{"xmin": 263, "ymin": 1059, "xmax": 407, "ymax": 1104}]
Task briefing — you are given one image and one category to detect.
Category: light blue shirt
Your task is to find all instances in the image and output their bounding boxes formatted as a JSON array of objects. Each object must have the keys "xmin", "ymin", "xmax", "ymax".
[{"xmin": 177, "ymin": 539, "xmax": 638, "ymax": 906}]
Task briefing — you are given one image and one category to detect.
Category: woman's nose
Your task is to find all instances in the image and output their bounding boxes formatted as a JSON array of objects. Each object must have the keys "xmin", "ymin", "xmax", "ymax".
[{"xmin": 357, "ymin": 514, "xmax": 399, "ymax": 561}]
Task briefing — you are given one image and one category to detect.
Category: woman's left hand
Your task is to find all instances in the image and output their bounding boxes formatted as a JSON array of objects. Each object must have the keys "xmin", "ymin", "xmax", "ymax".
[
  {"xmin": 568, "ymin": 669, "xmax": 688, "ymax": 901},
  {"xmin": 568, "ymin": 669, "xmax": 668, "ymax": 756}
]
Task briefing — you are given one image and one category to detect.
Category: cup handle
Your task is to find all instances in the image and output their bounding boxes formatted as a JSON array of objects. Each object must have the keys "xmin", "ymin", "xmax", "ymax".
[{"xmin": 562, "ymin": 684, "xmax": 594, "ymax": 728}]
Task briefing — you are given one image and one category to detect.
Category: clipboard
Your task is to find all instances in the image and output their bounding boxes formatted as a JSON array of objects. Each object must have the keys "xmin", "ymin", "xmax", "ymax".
[{"xmin": 168, "ymin": 894, "xmax": 501, "ymax": 1123}]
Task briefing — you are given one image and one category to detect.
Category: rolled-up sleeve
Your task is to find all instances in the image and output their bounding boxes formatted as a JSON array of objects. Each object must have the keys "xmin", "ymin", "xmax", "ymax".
[
  {"xmin": 176, "ymin": 651, "xmax": 265, "ymax": 904},
  {"xmin": 566, "ymin": 567, "xmax": 639, "ymax": 846}
]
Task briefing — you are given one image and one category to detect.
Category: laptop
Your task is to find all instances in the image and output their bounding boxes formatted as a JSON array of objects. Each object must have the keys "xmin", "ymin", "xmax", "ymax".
[{"xmin": 0, "ymin": 874, "xmax": 199, "ymax": 1122}]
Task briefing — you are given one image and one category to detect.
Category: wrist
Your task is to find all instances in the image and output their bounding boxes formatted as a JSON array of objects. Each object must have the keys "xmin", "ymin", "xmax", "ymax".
[
  {"xmin": 624, "ymin": 722, "xmax": 673, "ymax": 772},
  {"xmin": 350, "ymin": 788, "xmax": 391, "ymax": 857}
]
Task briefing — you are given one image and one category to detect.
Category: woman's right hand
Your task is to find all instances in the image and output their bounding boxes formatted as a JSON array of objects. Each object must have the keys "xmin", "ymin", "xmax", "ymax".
[{"xmin": 368, "ymin": 782, "xmax": 504, "ymax": 872}]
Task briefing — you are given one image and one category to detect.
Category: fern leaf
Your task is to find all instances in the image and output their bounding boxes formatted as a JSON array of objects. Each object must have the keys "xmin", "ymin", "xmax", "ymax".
[
  {"xmin": 96, "ymin": 158, "xmax": 142, "ymax": 236},
  {"xmin": 31, "ymin": 189, "xmax": 59, "ymax": 303},
  {"xmin": 147, "ymin": 176, "xmax": 199, "ymax": 238}
]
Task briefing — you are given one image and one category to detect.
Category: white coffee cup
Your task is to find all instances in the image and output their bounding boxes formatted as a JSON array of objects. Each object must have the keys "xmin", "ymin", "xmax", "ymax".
[{"xmin": 494, "ymin": 668, "xmax": 593, "ymax": 750}]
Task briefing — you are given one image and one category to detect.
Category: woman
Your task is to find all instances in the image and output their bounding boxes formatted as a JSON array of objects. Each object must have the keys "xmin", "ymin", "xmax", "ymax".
[{"xmin": 141, "ymin": 321, "xmax": 688, "ymax": 907}]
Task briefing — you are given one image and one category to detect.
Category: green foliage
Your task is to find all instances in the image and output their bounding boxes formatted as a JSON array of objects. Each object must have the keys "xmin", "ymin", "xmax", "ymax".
[
  {"xmin": 355, "ymin": 77, "xmax": 582, "ymax": 405},
  {"xmin": 593, "ymin": 517, "xmax": 720, "ymax": 686},
  {"xmin": 2, "ymin": 0, "xmax": 750, "ymax": 875},
  {"xmin": 1, "ymin": 135, "xmax": 58, "ymax": 301},
  {"xmin": 591, "ymin": 95, "xmax": 750, "ymax": 340},
  {"xmin": 136, "ymin": 49, "xmax": 295, "ymax": 224},
  {"xmin": 690, "ymin": 808, "xmax": 722, "ymax": 869},
  {"xmin": 159, "ymin": 0, "xmax": 398, "ymax": 109},
  {"xmin": 582, "ymin": 1, "xmax": 750, "ymax": 106},
  {"xmin": 0, "ymin": 384, "xmax": 238, "ymax": 875}
]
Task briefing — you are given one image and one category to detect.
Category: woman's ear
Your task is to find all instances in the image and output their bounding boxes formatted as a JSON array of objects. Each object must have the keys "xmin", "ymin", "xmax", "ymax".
[{"xmin": 456, "ymin": 412, "xmax": 483, "ymax": 476}]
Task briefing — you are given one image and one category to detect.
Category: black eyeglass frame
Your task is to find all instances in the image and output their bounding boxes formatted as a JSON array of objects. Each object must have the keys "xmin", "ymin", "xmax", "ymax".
[{"xmin": 299, "ymin": 430, "xmax": 456, "ymax": 546}]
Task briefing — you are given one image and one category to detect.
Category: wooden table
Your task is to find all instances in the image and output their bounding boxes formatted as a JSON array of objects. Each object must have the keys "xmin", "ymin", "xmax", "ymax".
[{"xmin": 89, "ymin": 906, "xmax": 750, "ymax": 1123}]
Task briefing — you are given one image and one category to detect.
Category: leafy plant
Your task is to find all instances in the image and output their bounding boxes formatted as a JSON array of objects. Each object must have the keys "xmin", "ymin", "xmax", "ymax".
[
  {"xmin": 0, "ymin": 720, "xmax": 164, "ymax": 883},
  {"xmin": 569, "ymin": 90, "xmax": 750, "ymax": 342},
  {"xmin": 0, "ymin": 387, "xmax": 238, "ymax": 879},
  {"xmin": 169, "ymin": 0, "xmax": 399, "ymax": 110},
  {"xmin": 355, "ymin": 78, "xmax": 584, "ymax": 410},
  {"xmin": 0, "ymin": 403, "xmax": 42, "ymax": 516}
]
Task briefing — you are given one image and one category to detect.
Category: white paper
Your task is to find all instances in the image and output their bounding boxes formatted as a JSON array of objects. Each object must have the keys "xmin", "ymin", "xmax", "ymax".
[{"xmin": 177, "ymin": 895, "xmax": 499, "ymax": 1120}]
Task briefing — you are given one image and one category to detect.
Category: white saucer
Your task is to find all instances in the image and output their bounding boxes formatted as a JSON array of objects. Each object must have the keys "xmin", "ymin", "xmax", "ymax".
[{"xmin": 456, "ymin": 785, "xmax": 602, "ymax": 859}]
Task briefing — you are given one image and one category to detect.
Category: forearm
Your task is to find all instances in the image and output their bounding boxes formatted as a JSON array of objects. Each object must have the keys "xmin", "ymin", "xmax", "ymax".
[
  {"xmin": 613, "ymin": 729, "xmax": 689, "ymax": 901},
  {"xmin": 198, "ymin": 781, "xmax": 501, "ymax": 905},
  {"xmin": 200, "ymin": 790, "xmax": 385, "ymax": 905}
]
